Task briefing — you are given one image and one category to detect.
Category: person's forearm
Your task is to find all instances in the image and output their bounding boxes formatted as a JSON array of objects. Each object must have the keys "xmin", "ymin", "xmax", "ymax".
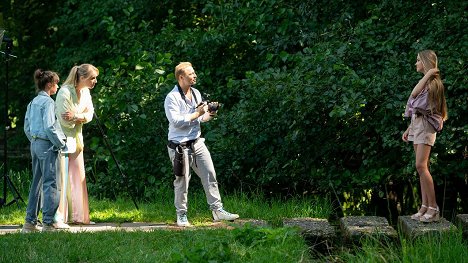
[
  {"xmin": 189, "ymin": 111, "xmax": 202, "ymax": 121},
  {"xmin": 201, "ymin": 112, "xmax": 215, "ymax": 122},
  {"xmin": 411, "ymin": 72, "xmax": 432, "ymax": 97}
]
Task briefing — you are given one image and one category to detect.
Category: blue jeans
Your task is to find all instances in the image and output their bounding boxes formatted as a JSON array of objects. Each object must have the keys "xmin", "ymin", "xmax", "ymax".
[{"xmin": 25, "ymin": 139, "xmax": 60, "ymax": 225}]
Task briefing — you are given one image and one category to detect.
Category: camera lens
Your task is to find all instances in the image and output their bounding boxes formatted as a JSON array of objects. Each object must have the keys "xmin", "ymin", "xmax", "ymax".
[{"xmin": 208, "ymin": 102, "xmax": 219, "ymax": 112}]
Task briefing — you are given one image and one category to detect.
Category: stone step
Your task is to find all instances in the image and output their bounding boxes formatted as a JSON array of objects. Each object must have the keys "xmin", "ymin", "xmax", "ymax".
[
  {"xmin": 455, "ymin": 214, "xmax": 467, "ymax": 238},
  {"xmin": 398, "ymin": 215, "xmax": 457, "ymax": 239},
  {"xmin": 339, "ymin": 216, "xmax": 397, "ymax": 242},
  {"xmin": 283, "ymin": 217, "xmax": 336, "ymax": 252},
  {"xmin": 283, "ymin": 217, "xmax": 336, "ymax": 239},
  {"xmin": 275, "ymin": 215, "xmax": 462, "ymax": 244},
  {"xmin": 1, "ymin": 215, "xmax": 466, "ymax": 244}
]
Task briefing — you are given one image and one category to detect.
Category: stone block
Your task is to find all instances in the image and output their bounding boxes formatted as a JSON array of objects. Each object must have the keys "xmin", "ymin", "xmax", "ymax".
[
  {"xmin": 455, "ymin": 214, "xmax": 468, "ymax": 239},
  {"xmin": 230, "ymin": 219, "xmax": 270, "ymax": 228},
  {"xmin": 398, "ymin": 215, "xmax": 457, "ymax": 239},
  {"xmin": 0, "ymin": 225, "xmax": 21, "ymax": 235},
  {"xmin": 283, "ymin": 217, "xmax": 335, "ymax": 239},
  {"xmin": 283, "ymin": 218, "xmax": 336, "ymax": 253},
  {"xmin": 340, "ymin": 216, "xmax": 397, "ymax": 242},
  {"xmin": 455, "ymin": 214, "xmax": 468, "ymax": 230}
]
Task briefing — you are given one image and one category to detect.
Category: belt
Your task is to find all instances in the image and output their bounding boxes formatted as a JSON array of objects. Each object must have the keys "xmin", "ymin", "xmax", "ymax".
[
  {"xmin": 32, "ymin": 135, "xmax": 49, "ymax": 141},
  {"xmin": 168, "ymin": 139, "xmax": 199, "ymax": 167},
  {"xmin": 167, "ymin": 139, "xmax": 197, "ymax": 150}
]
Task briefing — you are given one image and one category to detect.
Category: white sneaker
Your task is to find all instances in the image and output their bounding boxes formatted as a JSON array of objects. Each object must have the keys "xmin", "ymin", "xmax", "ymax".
[
  {"xmin": 21, "ymin": 222, "xmax": 42, "ymax": 233},
  {"xmin": 212, "ymin": 208, "xmax": 239, "ymax": 221},
  {"xmin": 177, "ymin": 213, "xmax": 191, "ymax": 227},
  {"xmin": 53, "ymin": 221, "xmax": 70, "ymax": 229}
]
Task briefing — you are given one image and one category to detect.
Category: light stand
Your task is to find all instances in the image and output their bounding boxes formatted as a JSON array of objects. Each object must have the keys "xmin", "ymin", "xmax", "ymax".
[
  {"xmin": 0, "ymin": 31, "xmax": 24, "ymax": 208},
  {"xmin": 93, "ymin": 112, "xmax": 139, "ymax": 210}
]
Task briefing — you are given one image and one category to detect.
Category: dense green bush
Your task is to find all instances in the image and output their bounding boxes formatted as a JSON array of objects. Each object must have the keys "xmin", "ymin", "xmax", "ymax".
[
  {"xmin": 48, "ymin": 0, "xmax": 178, "ymax": 199},
  {"xmin": 1, "ymin": 0, "xmax": 466, "ymax": 204},
  {"xmin": 211, "ymin": 1, "xmax": 467, "ymax": 199}
]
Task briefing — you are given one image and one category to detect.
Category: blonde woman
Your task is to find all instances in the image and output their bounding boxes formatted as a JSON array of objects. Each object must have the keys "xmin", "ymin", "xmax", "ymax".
[
  {"xmin": 55, "ymin": 64, "xmax": 99, "ymax": 225},
  {"xmin": 402, "ymin": 50, "xmax": 448, "ymax": 223}
]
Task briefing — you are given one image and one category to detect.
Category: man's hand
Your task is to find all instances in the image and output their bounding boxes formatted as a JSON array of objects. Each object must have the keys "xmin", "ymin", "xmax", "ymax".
[{"xmin": 196, "ymin": 102, "xmax": 207, "ymax": 115}]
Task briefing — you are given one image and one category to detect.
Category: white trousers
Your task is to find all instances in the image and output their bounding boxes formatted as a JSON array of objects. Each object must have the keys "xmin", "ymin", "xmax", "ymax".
[{"xmin": 167, "ymin": 138, "xmax": 223, "ymax": 214}]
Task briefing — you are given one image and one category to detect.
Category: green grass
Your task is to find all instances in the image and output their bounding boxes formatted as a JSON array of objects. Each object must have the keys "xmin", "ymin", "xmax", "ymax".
[
  {"xmin": 0, "ymin": 226, "xmax": 312, "ymax": 262},
  {"xmin": 2, "ymin": 170, "xmax": 467, "ymax": 262},
  {"xmin": 0, "ymin": 170, "xmax": 330, "ymax": 262},
  {"xmin": 327, "ymin": 231, "xmax": 468, "ymax": 263},
  {"xmin": 0, "ymin": 178, "xmax": 332, "ymax": 226}
]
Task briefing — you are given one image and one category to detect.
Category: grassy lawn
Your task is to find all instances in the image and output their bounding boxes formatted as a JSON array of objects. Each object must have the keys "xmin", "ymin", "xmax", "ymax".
[
  {"xmin": 1, "ymin": 170, "xmax": 467, "ymax": 262},
  {"xmin": 0, "ymin": 170, "xmax": 331, "ymax": 262},
  {"xmin": 332, "ymin": 231, "xmax": 468, "ymax": 263},
  {"xmin": 1, "ymin": 227, "xmax": 313, "ymax": 262},
  {"xmin": 0, "ymin": 187, "xmax": 332, "ymax": 226}
]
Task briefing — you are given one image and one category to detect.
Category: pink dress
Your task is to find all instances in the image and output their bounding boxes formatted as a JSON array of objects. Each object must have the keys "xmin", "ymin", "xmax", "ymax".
[{"xmin": 55, "ymin": 86, "xmax": 94, "ymax": 224}]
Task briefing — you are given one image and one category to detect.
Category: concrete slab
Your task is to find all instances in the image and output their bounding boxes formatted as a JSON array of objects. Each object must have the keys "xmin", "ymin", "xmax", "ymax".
[
  {"xmin": 0, "ymin": 225, "xmax": 21, "ymax": 235},
  {"xmin": 0, "ymin": 220, "xmax": 263, "ymax": 234},
  {"xmin": 455, "ymin": 214, "xmax": 468, "ymax": 239},
  {"xmin": 67, "ymin": 222, "xmax": 171, "ymax": 233},
  {"xmin": 283, "ymin": 218, "xmax": 336, "ymax": 252},
  {"xmin": 230, "ymin": 219, "xmax": 270, "ymax": 228},
  {"xmin": 0, "ymin": 223, "xmax": 171, "ymax": 234},
  {"xmin": 340, "ymin": 216, "xmax": 397, "ymax": 242},
  {"xmin": 398, "ymin": 216, "xmax": 457, "ymax": 239},
  {"xmin": 283, "ymin": 218, "xmax": 335, "ymax": 239},
  {"xmin": 455, "ymin": 214, "xmax": 468, "ymax": 230}
]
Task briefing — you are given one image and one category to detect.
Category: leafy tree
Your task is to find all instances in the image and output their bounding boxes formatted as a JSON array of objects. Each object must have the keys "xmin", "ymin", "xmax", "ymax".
[{"xmin": 1, "ymin": 0, "xmax": 466, "ymax": 210}]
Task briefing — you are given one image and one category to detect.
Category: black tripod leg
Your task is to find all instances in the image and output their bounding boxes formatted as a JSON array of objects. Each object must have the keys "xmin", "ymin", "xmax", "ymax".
[
  {"xmin": 4, "ymin": 173, "xmax": 25, "ymax": 208},
  {"xmin": 1, "ymin": 35, "xmax": 23, "ymax": 209},
  {"xmin": 93, "ymin": 113, "xmax": 139, "ymax": 210}
]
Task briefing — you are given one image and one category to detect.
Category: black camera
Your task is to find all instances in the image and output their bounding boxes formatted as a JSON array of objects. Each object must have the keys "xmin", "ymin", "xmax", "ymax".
[
  {"xmin": 197, "ymin": 100, "xmax": 220, "ymax": 113},
  {"xmin": 206, "ymin": 101, "xmax": 220, "ymax": 113}
]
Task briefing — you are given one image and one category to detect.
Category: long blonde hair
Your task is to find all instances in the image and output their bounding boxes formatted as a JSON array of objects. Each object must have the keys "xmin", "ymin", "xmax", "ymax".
[
  {"xmin": 63, "ymin": 64, "xmax": 99, "ymax": 87},
  {"xmin": 418, "ymin": 50, "xmax": 448, "ymax": 120}
]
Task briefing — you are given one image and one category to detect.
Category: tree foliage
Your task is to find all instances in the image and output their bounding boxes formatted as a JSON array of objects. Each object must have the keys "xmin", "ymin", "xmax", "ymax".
[{"xmin": 1, "ymin": 0, "xmax": 466, "ymax": 201}]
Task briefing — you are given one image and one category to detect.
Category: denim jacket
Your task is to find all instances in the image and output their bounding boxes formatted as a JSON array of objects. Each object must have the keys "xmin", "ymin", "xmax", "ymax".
[{"xmin": 24, "ymin": 91, "xmax": 66, "ymax": 149}]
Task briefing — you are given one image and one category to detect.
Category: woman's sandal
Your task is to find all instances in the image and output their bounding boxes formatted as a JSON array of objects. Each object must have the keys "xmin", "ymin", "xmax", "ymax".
[
  {"xmin": 419, "ymin": 206, "xmax": 440, "ymax": 223},
  {"xmin": 410, "ymin": 204, "xmax": 428, "ymax": 220}
]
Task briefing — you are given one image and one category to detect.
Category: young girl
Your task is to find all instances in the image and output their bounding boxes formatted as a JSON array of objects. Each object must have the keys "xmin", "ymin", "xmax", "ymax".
[
  {"xmin": 402, "ymin": 50, "xmax": 448, "ymax": 223},
  {"xmin": 22, "ymin": 69, "xmax": 67, "ymax": 232}
]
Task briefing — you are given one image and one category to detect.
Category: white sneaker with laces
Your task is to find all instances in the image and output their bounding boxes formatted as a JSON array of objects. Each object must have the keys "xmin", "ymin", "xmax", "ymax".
[
  {"xmin": 177, "ymin": 213, "xmax": 191, "ymax": 227},
  {"xmin": 212, "ymin": 208, "xmax": 239, "ymax": 221}
]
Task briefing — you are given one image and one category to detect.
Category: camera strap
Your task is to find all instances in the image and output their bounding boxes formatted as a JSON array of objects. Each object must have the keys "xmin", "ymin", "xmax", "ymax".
[{"xmin": 177, "ymin": 84, "xmax": 199, "ymax": 107}]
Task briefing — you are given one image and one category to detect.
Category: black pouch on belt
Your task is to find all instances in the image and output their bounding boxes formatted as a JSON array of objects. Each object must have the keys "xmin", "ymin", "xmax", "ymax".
[{"xmin": 173, "ymin": 145, "xmax": 184, "ymax": 177}]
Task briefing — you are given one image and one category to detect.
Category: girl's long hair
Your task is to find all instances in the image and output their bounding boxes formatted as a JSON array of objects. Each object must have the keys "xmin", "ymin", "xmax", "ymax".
[
  {"xmin": 419, "ymin": 50, "xmax": 448, "ymax": 120},
  {"xmin": 62, "ymin": 64, "xmax": 99, "ymax": 87},
  {"xmin": 33, "ymin": 69, "xmax": 59, "ymax": 93}
]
